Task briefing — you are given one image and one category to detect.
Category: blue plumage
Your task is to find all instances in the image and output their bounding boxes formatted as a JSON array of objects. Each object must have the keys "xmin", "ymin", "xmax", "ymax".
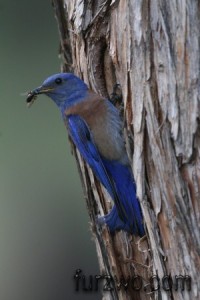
[
  {"xmin": 28, "ymin": 73, "xmax": 145, "ymax": 236},
  {"xmin": 102, "ymin": 159, "xmax": 145, "ymax": 235},
  {"xmin": 67, "ymin": 115, "xmax": 129, "ymax": 225}
]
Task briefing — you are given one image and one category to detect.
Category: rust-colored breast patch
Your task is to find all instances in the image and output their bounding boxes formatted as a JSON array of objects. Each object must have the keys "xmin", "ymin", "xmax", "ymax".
[{"xmin": 65, "ymin": 91, "xmax": 124, "ymax": 161}]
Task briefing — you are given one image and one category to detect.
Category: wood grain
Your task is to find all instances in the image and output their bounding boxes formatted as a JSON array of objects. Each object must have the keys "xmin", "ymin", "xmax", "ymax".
[{"xmin": 52, "ymin": 1, "xmax": 200, "ymax": 299}]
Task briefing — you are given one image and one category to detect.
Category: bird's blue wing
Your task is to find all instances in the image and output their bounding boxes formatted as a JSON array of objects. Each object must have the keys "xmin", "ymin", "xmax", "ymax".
[{"xmin": 66, "ymin": 114, "xmax": 127, "ymax": 222}]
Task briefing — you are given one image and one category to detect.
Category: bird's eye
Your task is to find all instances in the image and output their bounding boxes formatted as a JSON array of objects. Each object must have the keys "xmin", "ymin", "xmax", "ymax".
[{"xmin": 55, "ymin": 78, "xmax": 62, "ymax": 85}]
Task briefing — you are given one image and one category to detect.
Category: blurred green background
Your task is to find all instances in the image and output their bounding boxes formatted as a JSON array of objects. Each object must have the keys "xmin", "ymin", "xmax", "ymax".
[{"xmin": 0, "ymin": 1, "xmax": 100, "ymax": 299}]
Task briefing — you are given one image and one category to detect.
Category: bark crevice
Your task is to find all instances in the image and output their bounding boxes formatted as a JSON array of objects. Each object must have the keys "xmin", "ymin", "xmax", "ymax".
[{"xmin": 53, "ymin": 1, "xmax": 200, "ymax": 299}]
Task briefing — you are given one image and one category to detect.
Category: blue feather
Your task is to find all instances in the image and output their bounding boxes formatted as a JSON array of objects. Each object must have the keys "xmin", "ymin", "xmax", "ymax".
[
  {"xmin": 67, "ymin": 114, "xmax": 144, "ymax": 236},
  {"xmin": 102, "ymin": 159, "xmax": 145, "ymax": 236},
  {"xmin": 67, "ymin": 115, "xmax": 128, "ymax": 222}
]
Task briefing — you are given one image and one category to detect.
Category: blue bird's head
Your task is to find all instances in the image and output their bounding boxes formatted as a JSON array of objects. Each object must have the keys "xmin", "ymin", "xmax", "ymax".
[{"xmin": 27, "ymin": 73, "xmax": 88, "ymax": 109}]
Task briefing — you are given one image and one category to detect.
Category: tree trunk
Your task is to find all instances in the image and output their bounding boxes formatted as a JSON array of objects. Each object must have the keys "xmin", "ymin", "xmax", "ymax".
[{"xmin": 52, "ymin": 0, "xmax": 200, "ymax": 299}]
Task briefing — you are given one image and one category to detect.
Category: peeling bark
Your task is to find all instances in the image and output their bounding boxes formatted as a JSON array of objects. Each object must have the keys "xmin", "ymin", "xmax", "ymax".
[{"xmin": 52, "ymin": 0, "xmax": 200, "ymax": 299}]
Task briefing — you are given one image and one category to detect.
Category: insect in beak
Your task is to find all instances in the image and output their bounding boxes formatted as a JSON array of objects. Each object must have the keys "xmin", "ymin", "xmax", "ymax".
[
  {"xmin": 26, "ymin": 91, "xmax": 38, "ymax": 107},
  {"xmin": 26, "ymin": 86, "xmax": 54, "ymax": 107}
]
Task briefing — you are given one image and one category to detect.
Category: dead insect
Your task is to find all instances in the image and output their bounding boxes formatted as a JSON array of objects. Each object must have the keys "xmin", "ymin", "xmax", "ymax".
[{"xmin": 26, "ymin": 91, "xmax": 37, "ymax": 107}]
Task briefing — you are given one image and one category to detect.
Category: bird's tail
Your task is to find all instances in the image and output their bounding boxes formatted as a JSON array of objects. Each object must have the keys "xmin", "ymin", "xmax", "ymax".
[{"xmin": 99, "ymin": 159, "xmax": 145, "ymax": 236}]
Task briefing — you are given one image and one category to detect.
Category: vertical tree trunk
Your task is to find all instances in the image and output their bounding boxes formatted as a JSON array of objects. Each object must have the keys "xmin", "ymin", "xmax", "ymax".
[{"xmin": 52, "ymin": 1, "xmax": 200, "ymax": 299}]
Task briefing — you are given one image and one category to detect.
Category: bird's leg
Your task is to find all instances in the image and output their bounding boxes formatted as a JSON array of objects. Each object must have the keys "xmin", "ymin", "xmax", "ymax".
[
  {"xmin": 110, "ymin": 83, "xmax": 122, "ymax": 105},
  {"xmin": 109, "ymin": 83, "xmax": 124, "ymax": 119}
]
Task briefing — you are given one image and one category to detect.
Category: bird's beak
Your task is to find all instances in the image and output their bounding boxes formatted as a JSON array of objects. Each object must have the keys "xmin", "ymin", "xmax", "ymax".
[{"xmin": 26, "ymin": 86, "xmax": 54, "ymax": 107}]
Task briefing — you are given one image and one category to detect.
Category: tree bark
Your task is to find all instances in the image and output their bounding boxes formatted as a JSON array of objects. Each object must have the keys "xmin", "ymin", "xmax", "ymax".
[{"xmin": 52, "ymin": 0, "xmax": 200, "ymax": 299}]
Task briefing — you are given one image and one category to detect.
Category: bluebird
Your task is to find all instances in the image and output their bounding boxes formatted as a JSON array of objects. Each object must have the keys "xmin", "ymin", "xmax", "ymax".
[{"xmin": 27, "ymin": 73, "xmax": 145, "ymax": 236}]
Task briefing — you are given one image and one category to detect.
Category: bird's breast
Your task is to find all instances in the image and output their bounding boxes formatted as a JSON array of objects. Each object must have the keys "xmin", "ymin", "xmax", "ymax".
[{"xmin": 65, "ymin": 91, "xmax": 127, "ymax": 163}]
